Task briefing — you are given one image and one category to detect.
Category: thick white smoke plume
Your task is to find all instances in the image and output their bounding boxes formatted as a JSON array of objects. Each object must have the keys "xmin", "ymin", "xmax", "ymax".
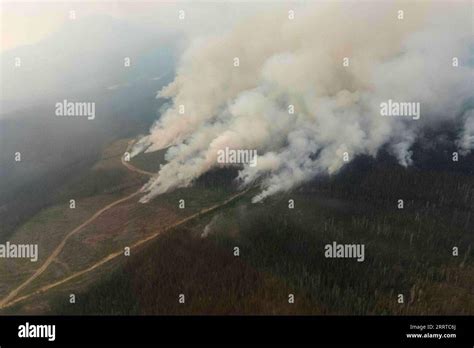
[{"xmin": 132, "ymin": 1, "xmax": 473, "ymax": 203}]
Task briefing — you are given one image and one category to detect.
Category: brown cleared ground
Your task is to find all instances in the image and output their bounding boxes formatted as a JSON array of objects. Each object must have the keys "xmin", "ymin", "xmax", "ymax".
[
  {"xmin": 0, "ymin": 137, "xmax": 251, "ymax": 311},
  {"xmin": 0, "ymin": 192, "xmax": 134, "ymax": 299},
  {"xmin": 0, "ymin": 138, "xmax": 146, "ymax": 306}
]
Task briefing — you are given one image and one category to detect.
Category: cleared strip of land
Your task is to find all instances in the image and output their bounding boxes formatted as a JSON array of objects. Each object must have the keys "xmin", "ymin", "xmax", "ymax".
[
  {"xmin": 2, "ymin": 188, "xmax": 249, "ymax": 309},
  {"xmin": 0, "ymin": 142, "xmax": 249, "ymax": 309}
]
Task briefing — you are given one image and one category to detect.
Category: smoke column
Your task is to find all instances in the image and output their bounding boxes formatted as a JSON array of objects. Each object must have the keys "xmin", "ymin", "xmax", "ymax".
[{"xmin": 132, "ymin": 1, "xmax": 473, "ymax": 203}]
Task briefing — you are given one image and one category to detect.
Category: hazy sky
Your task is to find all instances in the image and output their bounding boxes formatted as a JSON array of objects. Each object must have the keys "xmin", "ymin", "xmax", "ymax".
[
  {"xmin": 2, "ymin": 2, "xmax": 115, "ymax": 51},
  {"xmin": 1, "ymin": 0, "xmax": 269, "ymax": 52},
  {"xmin": 1, "ymin": 1, "xmax": 280, "ymax": 115}
]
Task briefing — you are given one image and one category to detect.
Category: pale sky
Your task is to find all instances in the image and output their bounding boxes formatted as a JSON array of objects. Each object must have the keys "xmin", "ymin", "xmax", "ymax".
[
  {"xmin": 1, "ymin": 1, "xmax": 119, "ymax": 51},
  {"xmin": 1, "ymin": 0, "xmax": 269, "ymax": 52}
]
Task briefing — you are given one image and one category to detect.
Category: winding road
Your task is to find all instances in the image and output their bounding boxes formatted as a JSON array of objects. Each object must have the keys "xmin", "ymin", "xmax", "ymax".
[{"xmin": 0, "ymin": 142, "xmax": 249, "ymax": 309}]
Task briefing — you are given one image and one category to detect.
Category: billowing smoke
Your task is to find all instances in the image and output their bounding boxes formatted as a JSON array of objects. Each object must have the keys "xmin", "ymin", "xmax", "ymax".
[
  {"xmin": 457, "ymin": 110, "xmax": 474, "ymax": 155},
  {"xmin": 132, "ymin": 1, "xmax": 473, "ymax": 203},
  {"xmin": 201, "ymin": 214, "xmax": 221, "ymax": 239}
]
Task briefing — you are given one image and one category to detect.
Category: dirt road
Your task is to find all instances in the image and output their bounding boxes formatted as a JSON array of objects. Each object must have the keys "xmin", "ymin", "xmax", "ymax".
[
  {"xmin": 0, "ymin": 143, "xmax": 249, "ymax": 309},
  {"xmin": 2, "ymin": 188, "xmax": 249, "ymax": 309}
]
